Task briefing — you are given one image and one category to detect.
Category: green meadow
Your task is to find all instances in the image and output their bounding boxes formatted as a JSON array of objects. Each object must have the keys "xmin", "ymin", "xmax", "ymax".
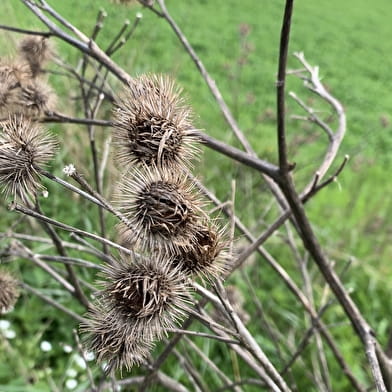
[{"xmin": 1, "ymin": 0, "xmax": 392, "ymax": 390}]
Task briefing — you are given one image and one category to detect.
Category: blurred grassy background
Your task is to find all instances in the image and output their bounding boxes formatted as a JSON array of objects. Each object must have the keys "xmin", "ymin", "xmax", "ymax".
[{"xmin": 1, "ymin": 0, "xmax": 392, "ymax": 391}]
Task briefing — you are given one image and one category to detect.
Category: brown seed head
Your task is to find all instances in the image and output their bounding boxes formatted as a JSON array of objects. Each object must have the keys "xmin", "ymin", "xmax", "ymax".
[
  {"xmin": 0, "ymin": 269, "xmax": 19, "ymax": 313},
  {"xmin": 0, "ymin": 63, "xmax": 31, "ymax": 118},
  {"xmin": 0, "ymin": 62, "xmax": 55, "ymax": 118},
  {"xmin": 0, "ymin": 62, "xmax": 31, "ymax": 83},
  {"xmin": 81, "ymin": 305, "xmax": 153, "ymax": 373},
  {"xmin": 116, "ymin": 166, "xmax": 204, "ymax": 252},
  {"xmin": 172, "ymin": 221, "xmax": 228, "ymax": 280},
  {"xmin": 16, "ymin": 79, "xmax": 55, "ymax": 117},
  {"xmin": 0, "ymin": 72, "xmax": 18, "ymax": 116},
  {"xmin": 0, "ymin": 116, "xmax": 58, "ymax": 201},
  {"xmin": 99, "ymin": 254, "xmax": 190, "ymax": 340},
  {"xmin": 81, "ymin": 254, "xmax": 191, "ymax": 372},
  {"xmin": 113, "ymin": 74, "xmax": 199, "ymax": 170},
  {"xmin": 18, "ymin": 36, "xmax": 52, "ymax": 78}
]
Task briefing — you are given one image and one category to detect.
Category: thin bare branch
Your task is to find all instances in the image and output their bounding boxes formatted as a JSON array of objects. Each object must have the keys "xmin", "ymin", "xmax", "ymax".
[{"xmin": 276, "ymin": 0, "xmax": 294, "ymax": 172}]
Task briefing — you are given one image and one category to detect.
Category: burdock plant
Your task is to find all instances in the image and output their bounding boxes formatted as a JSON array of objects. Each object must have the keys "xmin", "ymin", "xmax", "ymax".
[
  {"xmin": 0, "ymin": 63, "xmax": 31, "ymax": 118},
  {"xmin": 82, "ymin": 305, "xmax": 154, "ymax": 373},
  {"xmin": 172, "ymin": 221, "xmax": 228, "ymax": 280},
  {"xmin": 116, "ymin": 165, "xmax": 205, "ymax": 253},
  {"xmin": 0, "ymin": 116, "xmax": 57, "ymax": 201},
  {"xmin": 0, "ymin": 37, "xmax": 55, "ymax": 118},
  {"xmin": 113, "ymin": 74, "xmax": 199, "ymax": 170},
  {"xmin": 0, "ymin": 269, "xmax": 19, "ymax": 314},
  {"xmin": 18, "ymin": 36, "xmax": 52, "ymax": 78},
  {"xmin": 16, "ymin": 79, "xmax": 55, "ymax": 117},
  {"xmin": 82, "ymin": 254, "xmax": 191, "ymax": 371}
]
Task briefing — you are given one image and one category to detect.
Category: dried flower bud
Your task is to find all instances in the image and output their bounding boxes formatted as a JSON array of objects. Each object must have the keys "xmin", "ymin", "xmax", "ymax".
[
  {"xmin": 0, "ymin": 63, "xmax": 31, "ymax": 118},
  {"xmin": 0, "ymin": 73, "xmax": 18, "ymax": 117},
  {"xmin": 16, "ymin": 79, "xmax": 55, "ymax": 117},
  {"xmin": 0, "ymin": 62, "xmax": 31, "ymax": 84},
  {"xmin": 0, "ymin": 116, "xmax": 57, "ymax": 201},
  {"xmin": 116, "ymin": 166, "xmax": 204, "ymax": 253},
  {"xmin": 18, "ymin": 36, "xmax": 52, "ymax": 78},
  {"xmin": 172, "ymin": 221, "xmax": 228, "ymax": 280},
  {"xmin": 0, "ymin": 269, "xmax": 19, "ymax": 314},
  {"xmin": 113, "ymin": 74, "xmax": 199, "ymax": 170},
  {"xmin": 82, "ymin": 254, "xmax": 191, "ymax": 372},
  {"xmin": 82, "ymin": 306, "xmax": 153, "ymax": 373},
  {"xmin": 101, "ymin": 254, "xmax": 190, "ymax": 340},
  {"xmin": 0, "ymin": 62, "xmax": 55, "ymax": 118}
]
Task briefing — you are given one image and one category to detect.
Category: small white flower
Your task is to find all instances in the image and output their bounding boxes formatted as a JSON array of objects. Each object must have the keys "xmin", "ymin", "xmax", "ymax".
[
  {"xmin": 0, "ymin": 320, "xmax": 10, "ymax": 330},
  {"xmin": 40, "ymin": 340, "xmax": 52, "ymax": 352},
  {"xmin": 136, "ymin": 12, "xmax": 143, "ymax": 18},
  {"xmin": 84, "ymin": 351, "xmax": 95, "ymax": 361},
  {"xmin": 63, "ymin": 344, "xmax": 73, "ymax": 353},
  {"xmin": 42, "ymin": 190, "xmax": 49, "ymax": 198},
  {"xmin": 3, "ymin": 329, "xmax": 16, "ymax": 339},
  {"xmin": 65, "ymin": 379, "xmax": 78, "ymax": 390},
  {"xmin": 66, "ymin": 368, "xmax": 78, "ymax": 378},
  {"xmin": 63, "ymin": 164, "xmax": 76, "ymax": 176},
  {"xmin": 74, "ymin": 354, "xmax": 86, "ymax": 369}
]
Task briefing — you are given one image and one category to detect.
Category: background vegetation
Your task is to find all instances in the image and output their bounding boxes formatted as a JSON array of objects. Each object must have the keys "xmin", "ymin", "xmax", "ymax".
[{"xmin": 1, "ymin": 0, "xmax": 392, "ymax": 391}]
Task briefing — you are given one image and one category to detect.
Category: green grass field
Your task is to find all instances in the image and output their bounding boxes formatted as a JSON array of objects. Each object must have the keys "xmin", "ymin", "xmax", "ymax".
[{"xmin": 1, "ymin": 1, "xmax": 392, "ymax": 391}]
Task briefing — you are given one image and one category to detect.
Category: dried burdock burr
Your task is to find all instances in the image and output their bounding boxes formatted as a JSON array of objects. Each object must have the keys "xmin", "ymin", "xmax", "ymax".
[
  {"xmin": 0, "ymin": 62, "xmax": 55, "ymax": 118},
  {"xmin": 82, "ymin": 305, "xmax": 154, "ymax": 373},
  {"xmin": 0, "ymin": 62, "xmax": 31, "ymax": 84},
  {"xmin": 82, "ymin": 254, "xmax": 191, "ymax": 371},
  {"xmin": 18, "ymin": 36, "xmax": 52, "ymax": 78},
  {"xmin": 0, "ymin": 72, "xmax": 18, "ymax": 117},
  {"xmin": 171, "ymin": 221, "xmax": 228, "ymax": 281},
  {"xmin": 0, "ymin": 269, "xmax": 19, "ymax": 314},
  {"xmin": 112, "ymin": 74, "xmax": 199, "ymax": 170},
  {"xmin": 0, "ymin": 116, "xmax": 57, "ymax": 201},
  {"xmin": 116, "ymin": 166, "xmax": 204, "ymax": 253},
  {"xmin": 101, "ymin": 254, "xmax": 190, "ymax": 340},
  {"xmin": 0, "ymin": 63, "xmax": 31, "ymax": 117},
  {"xmin": 16, "ymin": 79, "xmax": 55, "ymax": 117}
]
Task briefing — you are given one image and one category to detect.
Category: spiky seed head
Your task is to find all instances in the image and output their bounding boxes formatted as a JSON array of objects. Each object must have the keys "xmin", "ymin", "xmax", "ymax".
[
  {"xmin": 18, "ymin": 36, "xmax": 52, "ymax": 78},
  {"xmin": 0, "ymin": 116, "xmax": 58, "ymax": 201},
  {"xmin": 116, "ymin": 166, "xmax": 204, "ymax": 253},
  {"xmin": 98, "ymin": 254, "xmax": 191, "ymax": 341},
  {"xmin": 0, "ymin": 269, "xmax": 19, "ymax": 313},
  {"xmin": 0, "ymin": 63, "xmax": 55, "ymax": 118},
  {"xmin": 113, "ymin": 74, "xmax": 199, "ymax": 170},
  {"xmin": 0, "ymin": 62, "xmax": 31, "ymax": 84},
  {"xmin": 171, "ymin": 221, "xmax": 228, "ymax": 280},
  {"xmin": 0, "ymin": 63, "xmax": 31, "ymax": 118},
  {"xmin": 15, "ymin": 79, "xmax": 55, "ymax": 117},
  {"xmin": 81, "ymin": 254, "xmax": 190, "ymax": 371},
  {"xmin": 81, "ymin": 305, "xmax": 153, "ymax": 373},
  {"xmin": 0, "ymin": 72, "xmax": 18, "ymax": 117}
]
